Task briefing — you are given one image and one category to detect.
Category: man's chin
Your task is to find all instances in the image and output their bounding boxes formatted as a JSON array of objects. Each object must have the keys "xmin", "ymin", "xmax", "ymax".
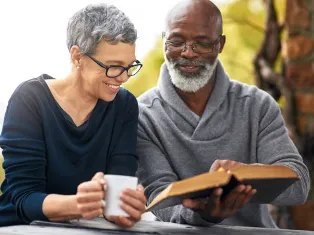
[
  {"xmin": 178, "ymin": 65, "xmax": 201, "ymax": 74},
  {"xmin": 176, "ymin": 69, "xmax": 201, "ymax": 78}
]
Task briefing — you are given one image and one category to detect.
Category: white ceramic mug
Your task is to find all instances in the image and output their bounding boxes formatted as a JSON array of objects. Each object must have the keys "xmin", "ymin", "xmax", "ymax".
[{"xmin": 103, "ymin": 174, "xmax": 138, "ymax": 217}]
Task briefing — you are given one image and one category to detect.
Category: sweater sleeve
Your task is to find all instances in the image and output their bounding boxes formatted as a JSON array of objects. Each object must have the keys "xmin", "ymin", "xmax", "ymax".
[
  {"xmin": 0, "ymin": 87, "xmax": 48, "ymax": 223},
  {"xmin": 256, "ymin": 93, "xmax": 310, "ymax": 205},
  {"xmin": 136, "ymin": 110, "xmax": 215, "ymax": 226},
  {"xmin": 107, "ymin": 93, "xmax": 138, "ymax": 176}
]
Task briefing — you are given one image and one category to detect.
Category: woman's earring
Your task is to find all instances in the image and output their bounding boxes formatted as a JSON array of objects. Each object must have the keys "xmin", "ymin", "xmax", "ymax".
[{"xmin": 76, "ymin": 66, "xmax": 80, "ymax": 69}]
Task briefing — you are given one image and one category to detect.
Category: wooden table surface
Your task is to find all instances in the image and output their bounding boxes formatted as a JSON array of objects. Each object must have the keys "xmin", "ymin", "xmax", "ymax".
[{"xmin": 1, "ymin": 218, "xmax": 314, "ymax": 235}]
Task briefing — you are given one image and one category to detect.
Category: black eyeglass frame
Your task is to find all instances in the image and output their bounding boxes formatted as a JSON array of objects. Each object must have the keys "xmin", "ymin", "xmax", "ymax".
[
  {"xmin": 162, "ymin": 33, "xmax": 224, "ymax": 54},
  {"xmin": 85, "ymin": 54, "xmax": 143, "ymax": 78}
]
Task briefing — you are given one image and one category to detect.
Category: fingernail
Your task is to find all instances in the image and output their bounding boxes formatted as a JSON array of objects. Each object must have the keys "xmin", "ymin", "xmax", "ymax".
[
  {"xmin": 102, "ymin": 179, "xmax": 106, "ymax": 184},
  {"xmin": 103, "ymin": 184, "xmax": 107, "ymax": 191}
]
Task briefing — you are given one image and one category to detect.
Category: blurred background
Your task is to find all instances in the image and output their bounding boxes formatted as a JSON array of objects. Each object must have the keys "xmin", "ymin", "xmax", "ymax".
[
  {"xmin": 0, "ymin": 0, "xmax": 263, "ymax": 127},
  {"xmin": 1, "ymin": 0, "xmax": 314, "ymax": 230}
]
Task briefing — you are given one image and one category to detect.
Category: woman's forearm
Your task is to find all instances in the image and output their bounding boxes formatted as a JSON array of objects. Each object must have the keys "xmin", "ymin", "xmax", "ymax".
[{"xmin": 42, "ymin": 194, "xmax": 81, "ymax": 221}]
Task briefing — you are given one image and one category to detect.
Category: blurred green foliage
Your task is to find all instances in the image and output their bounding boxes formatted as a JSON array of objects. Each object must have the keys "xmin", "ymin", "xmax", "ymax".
[
  {"xmin": 123, "ymin": 0, "xmax": 286, "ymax": 97},
  {"xmin": 124, "ymin": 39, "xmax": 164, "ymax": 97}
]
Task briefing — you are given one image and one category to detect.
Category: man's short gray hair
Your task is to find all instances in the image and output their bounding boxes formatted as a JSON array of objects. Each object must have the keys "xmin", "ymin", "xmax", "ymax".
[{"xmin": 67, "ymin": 3, "xmax": 137, "ymax": 54}]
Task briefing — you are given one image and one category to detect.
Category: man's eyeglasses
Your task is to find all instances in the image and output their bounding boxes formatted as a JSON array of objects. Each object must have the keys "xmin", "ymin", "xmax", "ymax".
[
  {"xmin": 164, "ymin": 35, "xmax": 223, "ymax": 54},
  {"xmin": 85, "ymin": 54, "xmax": 143, "ymax": 78}
]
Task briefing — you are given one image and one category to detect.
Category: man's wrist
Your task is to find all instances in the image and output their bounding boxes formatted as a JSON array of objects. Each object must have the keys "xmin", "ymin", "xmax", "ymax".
[{"xmin": 198, "ymin": 211, "xmax": 224, "ymax": 224}]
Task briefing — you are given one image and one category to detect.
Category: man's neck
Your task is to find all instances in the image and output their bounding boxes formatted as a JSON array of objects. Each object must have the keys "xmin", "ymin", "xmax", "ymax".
[{"xmin": 176, "ymin": 75, "xmax": 216, "ymax": 117}]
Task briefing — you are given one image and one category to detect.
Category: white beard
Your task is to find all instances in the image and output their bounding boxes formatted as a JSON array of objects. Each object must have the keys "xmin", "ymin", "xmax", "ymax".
[{"xmin": 165, "ymin": 56, "xmax": 218, "ymax": 93}]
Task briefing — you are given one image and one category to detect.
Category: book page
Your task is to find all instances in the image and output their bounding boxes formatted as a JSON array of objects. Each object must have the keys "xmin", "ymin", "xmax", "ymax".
[
  {"xmin": 170, "ymin": 171, "xmax": 231, "ymax": 196},
  {"xmin": 232, "ymin": 164, "xmax": 298, "ymax": 181},
  {"xmin": 146, "ymin": 171, "xmax": 231, "ymax": 211}
]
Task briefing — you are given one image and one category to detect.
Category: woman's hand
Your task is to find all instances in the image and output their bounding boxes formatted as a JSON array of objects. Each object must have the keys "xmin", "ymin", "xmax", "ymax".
[
  {"xmin": 106, "ymin": 185, "xmax": 147, "ymax": 227},
  {"xmin": 76, "ymin": 172, "xmax": 106, "ymax": 220}
]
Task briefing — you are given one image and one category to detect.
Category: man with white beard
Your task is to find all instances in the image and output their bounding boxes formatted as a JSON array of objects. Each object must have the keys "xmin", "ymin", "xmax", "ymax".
[{"xmin": 136, "ymin": 0, "xmax": 309, "ymax": 228}]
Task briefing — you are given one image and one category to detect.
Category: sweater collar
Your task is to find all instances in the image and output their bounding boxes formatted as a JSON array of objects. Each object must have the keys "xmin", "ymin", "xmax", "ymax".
[{"xmin": 158, "ymin": 60, "xmax": 230, "ymax": 125}]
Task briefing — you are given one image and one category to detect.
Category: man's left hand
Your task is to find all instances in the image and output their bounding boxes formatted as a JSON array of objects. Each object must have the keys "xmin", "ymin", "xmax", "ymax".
[
  {"xmin": 183, "ymin": 185, "xmax": 256, "ymax": 223},
  {"xmin": 183, "ymin": 159, "xmax": 257, "ymax": 223}
]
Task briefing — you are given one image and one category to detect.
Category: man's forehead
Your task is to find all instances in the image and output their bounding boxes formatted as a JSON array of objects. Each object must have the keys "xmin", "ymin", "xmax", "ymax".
[
  {"xmin": 166, "ymin": 18, "xmax": 216, "ymax": 37},
  {"xmin": 167, "ymin": 10, "xmax": 217, "ymax": 30},
  {"xmin": 169, "ymin": 8, "xmax": 213, "ymax": 22},
  {"xmin": 165, "ymin": 0, "xmax": 220, "ymax": 34},
  {"xmin": 168, "ymin": 20, "xmax": 213, "ymax": 30}
]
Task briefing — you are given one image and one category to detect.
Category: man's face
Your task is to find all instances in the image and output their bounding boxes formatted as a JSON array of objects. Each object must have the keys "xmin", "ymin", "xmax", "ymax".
[{"xmin": 164, "ymin": 9, "xmax": 224, "ymax": 92}]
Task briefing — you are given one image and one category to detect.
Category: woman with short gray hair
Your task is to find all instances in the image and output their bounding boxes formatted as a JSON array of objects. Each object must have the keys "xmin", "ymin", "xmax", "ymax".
[{"xmin": 0, "ymin": 3, "xmax": 145, "ymax": 227}]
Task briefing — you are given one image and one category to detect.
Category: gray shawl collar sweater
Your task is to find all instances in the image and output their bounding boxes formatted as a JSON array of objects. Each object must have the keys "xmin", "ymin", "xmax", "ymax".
[
  {"xmin": 158, "ymin": 60, "xmax": 230, "ymax": 139},
  {"xmin": 137, "ymin": 61, "xmax": 309, "ymax": 227}
]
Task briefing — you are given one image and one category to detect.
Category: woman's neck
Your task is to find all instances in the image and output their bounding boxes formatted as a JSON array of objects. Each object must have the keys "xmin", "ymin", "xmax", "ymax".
[{"xmin": 46, "ymin": 75, "xmax": 98, "ymax": 126}]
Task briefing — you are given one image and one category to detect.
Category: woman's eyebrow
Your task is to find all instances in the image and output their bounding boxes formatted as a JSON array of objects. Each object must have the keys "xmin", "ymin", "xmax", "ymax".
[{"xmin": 105, "ymin": 59, "xmax": 138, "ymax": 66}]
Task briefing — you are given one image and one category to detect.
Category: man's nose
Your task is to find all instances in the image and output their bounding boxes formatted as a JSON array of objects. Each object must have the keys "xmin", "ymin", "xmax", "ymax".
[{"xmin": 181, "ymin": 44, "xmax": 199, "ymax": 59}]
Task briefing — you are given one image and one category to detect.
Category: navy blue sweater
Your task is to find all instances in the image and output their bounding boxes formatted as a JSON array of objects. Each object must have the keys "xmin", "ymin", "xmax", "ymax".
[{"xmin": 0, "ymin": 75, "xmax": 138, "ymax": 226}]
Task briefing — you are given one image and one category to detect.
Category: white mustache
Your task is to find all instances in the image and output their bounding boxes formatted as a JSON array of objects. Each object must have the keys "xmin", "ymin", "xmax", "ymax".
[{"xmin": 174, "ymin": 59, "xmax": 206, "ymax": 67}]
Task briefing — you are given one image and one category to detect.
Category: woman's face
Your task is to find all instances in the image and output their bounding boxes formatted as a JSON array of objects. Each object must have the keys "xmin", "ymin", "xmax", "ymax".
[{"xmin": 80, "ymin": 41, "xmax": 137, "ymax": 102}]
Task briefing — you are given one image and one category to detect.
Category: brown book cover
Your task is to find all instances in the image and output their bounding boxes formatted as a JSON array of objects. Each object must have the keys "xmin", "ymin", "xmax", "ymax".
[{"xmin": 146, "ymin": 165, "xmax": 299, "ymax": 211}]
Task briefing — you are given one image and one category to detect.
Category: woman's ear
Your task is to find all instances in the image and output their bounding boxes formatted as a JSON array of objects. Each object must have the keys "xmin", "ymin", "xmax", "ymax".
[{"xmin": 70, "ymin": 45, "xmax": 82, "ymax": 68}]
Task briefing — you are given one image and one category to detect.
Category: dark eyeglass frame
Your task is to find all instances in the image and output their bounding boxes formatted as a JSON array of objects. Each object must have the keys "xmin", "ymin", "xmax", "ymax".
[
  {"xmin": 85, "ymin": 54, "xmax": 143, "ymax": 78},
  {"xmin": 163, "ymin": 33, "xmax": 224, "ymax": 54}
]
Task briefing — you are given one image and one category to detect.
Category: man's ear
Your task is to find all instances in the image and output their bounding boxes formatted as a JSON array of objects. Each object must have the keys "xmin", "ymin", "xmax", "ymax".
[
  {"xmin": 218, "ymin": 35, "xmax": 226, "ymax": 53},
  {"xmin": 70, "ymin": 45, "xmax": 82, "ymax": 67}
]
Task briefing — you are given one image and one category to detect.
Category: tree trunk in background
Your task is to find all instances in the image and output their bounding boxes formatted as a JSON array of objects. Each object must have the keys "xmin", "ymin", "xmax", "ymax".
[
  {"xmin": 283, "ymin": 0, "xmax": 314, "ymax": 161},
  {"xmin": 283, "ymin": 0, "xmax": 314, "ymax": 230},
  {"xmin": 254, "ymin": 0, "xmax": 314, "ymax": 230}
]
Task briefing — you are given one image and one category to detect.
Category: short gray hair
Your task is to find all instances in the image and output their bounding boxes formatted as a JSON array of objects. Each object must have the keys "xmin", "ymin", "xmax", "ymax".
[{"xmin": 66, "ymin": 3, "xmax": 137, "ymax": 54}]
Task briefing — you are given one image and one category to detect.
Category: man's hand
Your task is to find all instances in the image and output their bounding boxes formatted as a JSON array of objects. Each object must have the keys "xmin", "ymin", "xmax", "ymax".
[
  {"xmin": 183, "ymin": 160, "xmax": 256, "ymax": 223},
  {"xmin": 183, "ymin": 185, "xmax": 256, "ymax": 223},
  {"xmin": 210, "ymin": 159, "xmax": 245, "ymax": 172}
]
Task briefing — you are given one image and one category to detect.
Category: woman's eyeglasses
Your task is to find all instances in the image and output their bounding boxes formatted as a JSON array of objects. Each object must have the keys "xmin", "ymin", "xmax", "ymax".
[{"xmin": 85, "ymin": 54, "xmax": 143, "ymax": 78}]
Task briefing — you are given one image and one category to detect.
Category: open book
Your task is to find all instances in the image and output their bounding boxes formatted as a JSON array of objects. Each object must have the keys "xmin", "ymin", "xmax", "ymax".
[{"xmin": 146, "ymin": 164, "xmax": 299, "ymax": 211}]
